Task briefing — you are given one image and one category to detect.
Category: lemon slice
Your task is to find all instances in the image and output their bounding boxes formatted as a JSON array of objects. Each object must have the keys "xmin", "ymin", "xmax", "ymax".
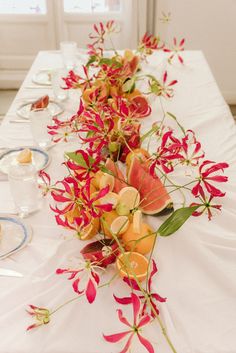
[
  {"xmin": 118, "ymin": 186, "xmax": 140, "ymax": 210},
  {"xmin": 110, "ymin": 215, "xmax": 129, "ymax": 236},
  {"xmin": 99, "ymin": 173, "xmax": 115, "ymax": 191},
  {"xmin": 17, "ymin": 148, "xmax": 32, "ymax": 164},
  {"xmin": 99, "ymin": 192, "xmax": 119, "ymax": 209},
  {"xmin": 133, "ymin": 210, "xmax": 142, "ymax": 233}
]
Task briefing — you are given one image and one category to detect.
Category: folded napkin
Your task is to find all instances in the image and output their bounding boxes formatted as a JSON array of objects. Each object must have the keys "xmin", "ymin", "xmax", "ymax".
[{"xmin": 0, "ymin": 124, "xmax": 33, "ymax": 148}]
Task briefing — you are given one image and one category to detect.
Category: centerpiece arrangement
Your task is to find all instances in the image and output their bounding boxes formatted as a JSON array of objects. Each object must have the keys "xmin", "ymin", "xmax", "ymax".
[{"xmin": 28, "ymin": 21, "xmax": 229, "ymax": 353}]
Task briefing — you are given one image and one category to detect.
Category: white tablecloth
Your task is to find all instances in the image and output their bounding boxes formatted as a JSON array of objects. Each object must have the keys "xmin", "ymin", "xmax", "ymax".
[{"xmin": 0, "ymin": 51, "xmax": 236, "ymax": 353}]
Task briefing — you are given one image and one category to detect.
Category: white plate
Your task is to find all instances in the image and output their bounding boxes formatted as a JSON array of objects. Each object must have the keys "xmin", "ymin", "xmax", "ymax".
[
  {"xmin": 32, "ymin": 70, "xmax": 52, "ymax": 86},
  {"xmin": 16, "ymin": 100, "xmax": 63, "ymax": 120},
  {"xmin": 0, "ymin": 215, "xmax": 32, "ymax": 259},
  {"xmin": 0, "ymin": 147, "xmax": 50, "ymax": 175}
]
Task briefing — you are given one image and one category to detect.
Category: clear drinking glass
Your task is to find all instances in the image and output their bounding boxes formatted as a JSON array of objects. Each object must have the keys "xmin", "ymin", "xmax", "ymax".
[
  {"xmin": 60, "ymin": 41, "xmax": 77, "ymax": 70},
  {"xmin": 30, "ymin": 108, "xmax": 52, "ymax": 149},
  {"xmin": 8, "ymin": 163, "xmax": 40, "ymax": 218},
  {"xmin": 51, "ymin": 69, "xmax": 68, "ymax": 101}
]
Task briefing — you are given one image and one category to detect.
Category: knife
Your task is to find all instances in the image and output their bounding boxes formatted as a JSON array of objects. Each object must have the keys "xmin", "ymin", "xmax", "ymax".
[{"xmin": 0, "ymin": 268, "xmax": 23, "ymax": 277}]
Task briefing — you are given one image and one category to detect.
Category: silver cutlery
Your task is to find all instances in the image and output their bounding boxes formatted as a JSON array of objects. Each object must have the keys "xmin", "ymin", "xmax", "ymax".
[{"xmin": 0, "ymin": 268, "xmax": 23, "ymax": 277}]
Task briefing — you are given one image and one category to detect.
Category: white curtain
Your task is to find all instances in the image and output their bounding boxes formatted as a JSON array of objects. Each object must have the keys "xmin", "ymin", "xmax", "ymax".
[{"xmin": 131, "ymin": 0, "xmax": 156, "ymax": 47}]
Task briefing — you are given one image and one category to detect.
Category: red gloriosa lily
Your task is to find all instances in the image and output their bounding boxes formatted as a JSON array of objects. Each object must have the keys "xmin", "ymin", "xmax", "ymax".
[
  {"xmin": 56, "ymin": 259, "xmax": 102, "ymax": 303},
  {"xmin": 104, "ymin": 293, "xmax": 154, "ymax": 353},
  {"xmin": 192, "ymin": 160, "xmax": 229, "ymax": 198},
  {"xmin": 114, "ymin": 260, "xmax": 166, "ymax": 317},
  {"xmin": 26, "ymin": 305, "xmax": 50, "ymax": 331}
]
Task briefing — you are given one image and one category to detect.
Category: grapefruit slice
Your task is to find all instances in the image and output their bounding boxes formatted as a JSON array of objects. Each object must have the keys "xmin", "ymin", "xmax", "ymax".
[
  {"xmin": 128, "ymin": 157, "xmax": 172, "ymax": 215},
  {"xmin": 116, "ymin": 252, "xmax": 148, "ymax": 282},
  {"xmin": 105, "ymin": 159, "xmax": 127, "ymax": 193}
]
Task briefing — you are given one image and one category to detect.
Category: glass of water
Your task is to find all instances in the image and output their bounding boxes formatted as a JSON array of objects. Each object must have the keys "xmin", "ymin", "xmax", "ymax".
[
  {"xmin": 8, "ymin": 163, "xmax": 40, "ymax": 218},
  {"xmin": 30, "ymin": 108, "xmax": 52, "ymax": 149},
  {"xmin": 60, "ymin": 41, "xmax": 77, "ymax": 70},
  {"xmin": 51, "ymin": 69, "xmax": 68, "ymax": 102}
]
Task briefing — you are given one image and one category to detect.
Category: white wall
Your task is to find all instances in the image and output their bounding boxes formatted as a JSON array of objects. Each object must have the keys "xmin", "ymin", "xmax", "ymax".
[{"xmin": 155, "ymin": 0, "xmax": 236, "ymax": 104}]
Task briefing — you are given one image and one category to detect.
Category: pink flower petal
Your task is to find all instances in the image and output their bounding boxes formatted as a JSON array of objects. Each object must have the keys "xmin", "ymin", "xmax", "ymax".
[
  {"xmin": 117, "ymin": 309, "xmax": 132, "ymax": 327},
  {"xmin": 131, "ymin": 293, "xmax": 140, "ymax": 326},
  {"xmin": 114, "ymin": 294, "xmax": 133, "ymax": 305},
  {"xmin": 137, "ymin": 333, "xmax": 155, "ymax": 353},
  {"xmin": 86, "ymin": 277, "xmax": 97, "ymax": 303},
  {"xmin": 103, "ymin": 331, "xmax": 130, "ymax": 343}
]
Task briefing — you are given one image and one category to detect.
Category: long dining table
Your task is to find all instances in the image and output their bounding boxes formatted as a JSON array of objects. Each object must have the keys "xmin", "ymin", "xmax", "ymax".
[{"xmin": 0, "ymin": 50, "xmax": 236, "ymax": 353}]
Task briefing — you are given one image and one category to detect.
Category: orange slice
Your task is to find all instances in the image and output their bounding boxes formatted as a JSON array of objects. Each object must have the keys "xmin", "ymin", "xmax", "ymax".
[
  {"xmin": 110, "ymin": 215, "xmax": 130, "ymax": 236},
  {"xmin": 116, "ymin": 251, "xmax": 148, "ymax": 282},
  {"xmin": 17, "ymin": 148, "xmax": 32, "ymax": 164}
]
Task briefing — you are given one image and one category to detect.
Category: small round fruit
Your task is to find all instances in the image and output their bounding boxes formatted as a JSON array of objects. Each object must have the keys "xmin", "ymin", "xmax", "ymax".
[
  {"xmin": 110, "ymin": 216, "xmax": 130, "ymax": 236},
  {"xmin": 126, "ymin": 148, "xmax": 150, "ymax": 169},
  {"xmin": 118, "ymin": 186, "xmax": 140, "ymax": 210},
  {"xmin": 108, "ymin": 141, "xmax": 119, "ymax": 153},
  {"xmin": 122, "ymin": 223, "xmax": 155, "ymax": 255},
  {"xmin": 101, "ymin": 210, "xmax": 119, "ymax": 238},
  {"xmin": 116, "ymin": 251, "xmax": 148, "ymax": 282},
  {"xmin": 116, "ymin": 202, "xmax": 131, "ymax": 216}
]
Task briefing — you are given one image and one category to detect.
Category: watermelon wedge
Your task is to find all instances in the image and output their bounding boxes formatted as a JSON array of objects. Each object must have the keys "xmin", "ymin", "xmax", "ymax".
[
  {"xmin": 105, "ymin": 158, "xmax": 127, "ymax": 193},
  {"xmin": 31, "ymin": 95, "xmax": 49, "ymax": 111},
  {"xmin": 128, "ymin": 157, "xmax": 173, "ymax": 215}
]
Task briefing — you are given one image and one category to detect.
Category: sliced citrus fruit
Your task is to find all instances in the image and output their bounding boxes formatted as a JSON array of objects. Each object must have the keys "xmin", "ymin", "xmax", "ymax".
[
  {"xmin": 101, "ymin": 210, "xmax": 119, "ymax": 238},
  {"xmin": 79, "ymin": 217, "xmax": 100, "ymax": 240},
  {"xmin": 118, "ymin": 186, "xmax": 140, "ymax": 210},
  {"xmin": 110, "ymin": 215, "xmax": 130, "ymax": 236},
  {"xmin": 133, "ymin": 209, "xmax": 142, "ymax": 233},
  {"xmin": 122, "ymin": 222, "xmax": 155, "ymax": 255},
  {"xmin": 116, "ymin": 251, "xmax": 148, "ymax": 282},
  {"xmin": 91, "ymin": 170, "xmax": 104, "ymax": 189},
  {"xmin": 17, "ymin": 148, "xmax": 32, "ymax": 164},
  {"xmin": 98, "ymin": 192, "xmax": 119, "ymax": 209},
  {"xmin": 99, "ymin": 173, "xmax": 115, "ymax": 191}
]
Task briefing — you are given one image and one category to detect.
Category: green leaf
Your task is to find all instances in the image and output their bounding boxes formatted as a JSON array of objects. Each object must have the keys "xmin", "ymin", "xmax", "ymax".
[
  {"xmin": 157, "ymin": 206, "xmax": 199, "ymax": 237},
  {"xmin": 86, "ymin": 55, "xmax": 97, "ymax": 67},
  {"xmin": 65, "ymin": 151, "xmax": 94, "ymax": 168}
]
